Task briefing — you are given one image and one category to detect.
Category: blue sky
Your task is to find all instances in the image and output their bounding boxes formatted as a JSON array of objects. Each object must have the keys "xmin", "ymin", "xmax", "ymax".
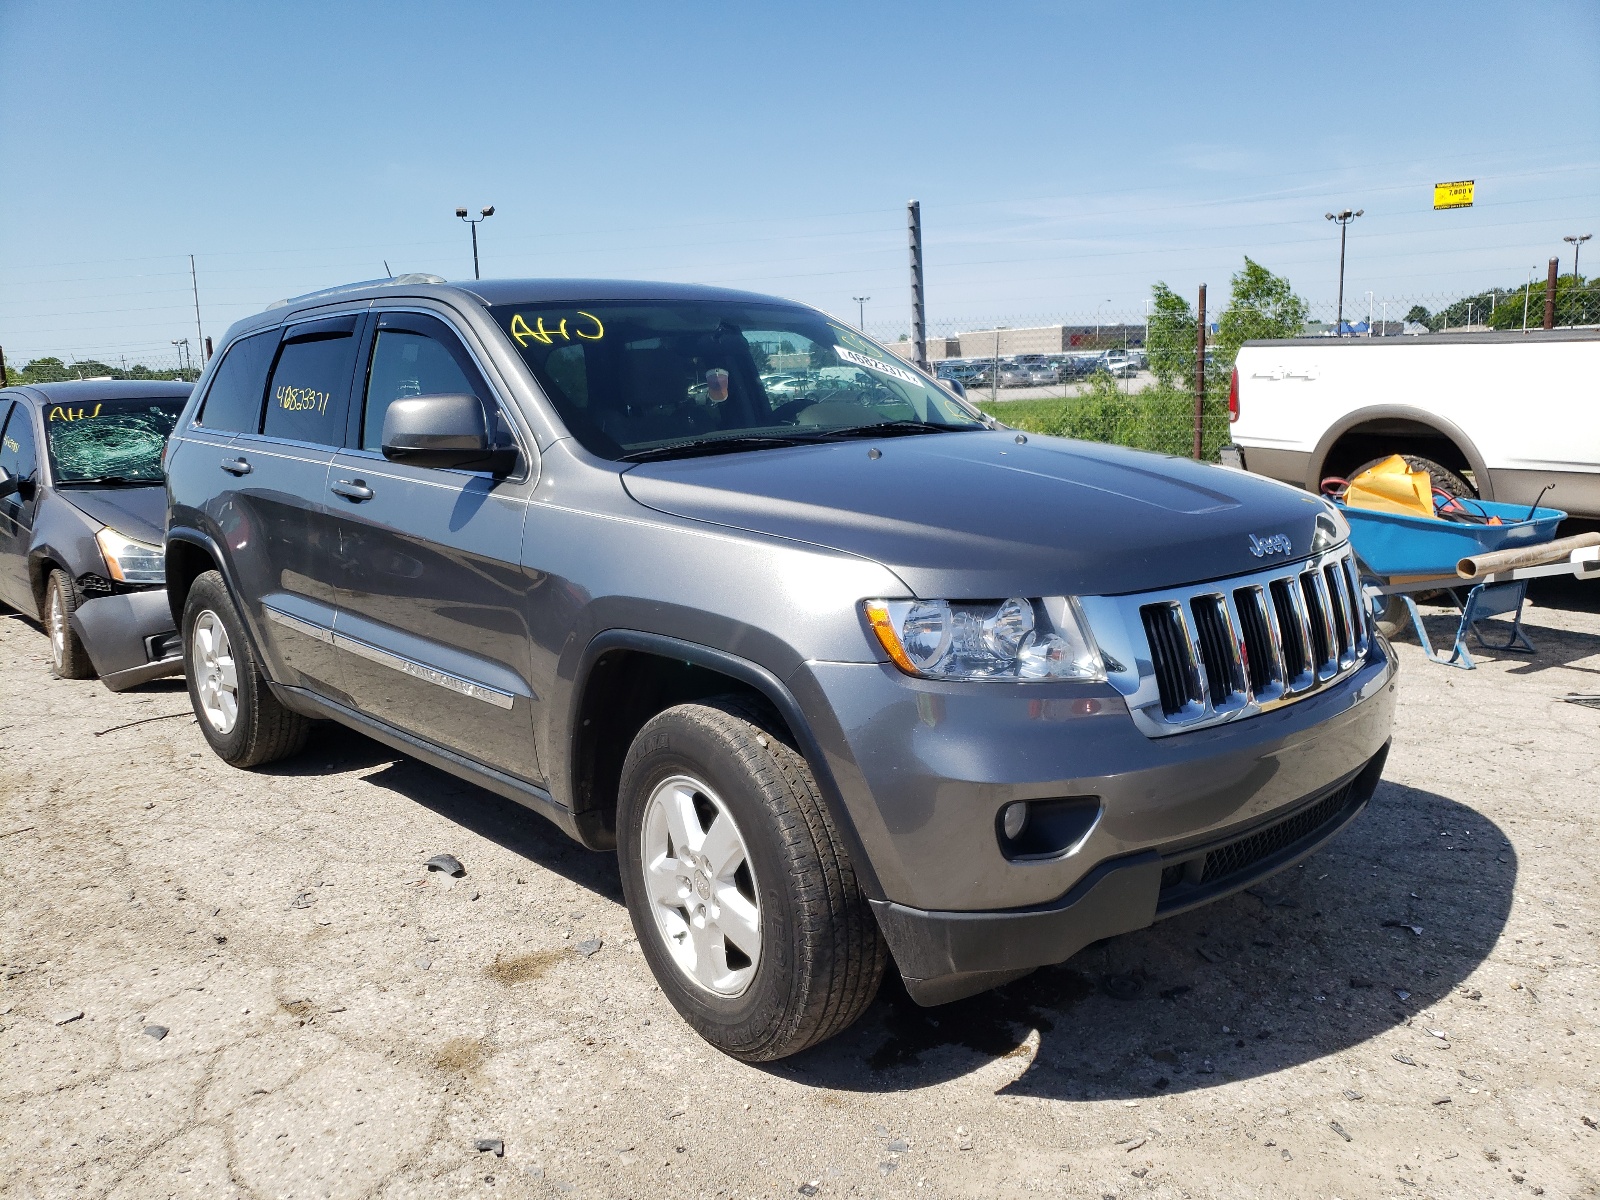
[{"xmin": 2, "ymin": 0, "xmax": 1596, "ymax": 365}]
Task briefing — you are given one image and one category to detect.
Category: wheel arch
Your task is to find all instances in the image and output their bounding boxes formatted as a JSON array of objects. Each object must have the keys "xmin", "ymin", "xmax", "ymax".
[
  {"xmin": 1309, "ymin": 405, "xmax": 1494, "ymax": 499},
  {"xmin": 566, "ymin": 629, "xmax": 883, "ymax": 898},
  {"xmin": 164, "ymin": 528, "xmax": 228, "ymax": 628}
]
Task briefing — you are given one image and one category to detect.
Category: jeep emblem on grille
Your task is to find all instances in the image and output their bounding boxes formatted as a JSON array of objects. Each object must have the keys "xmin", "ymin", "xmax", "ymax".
[{"xmin": 1247, "ymin": 533, "xmax": 1292, "ymax": 557}]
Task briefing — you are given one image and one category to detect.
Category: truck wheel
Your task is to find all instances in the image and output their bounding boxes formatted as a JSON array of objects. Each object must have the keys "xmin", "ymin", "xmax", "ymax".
[
  {"xmin": 1351, "ymin": 455, "xmax": 1476, "ymax": 500},
  {"xmin": 45, "ymin": 570, "xmax": 96, "ymax": 679},
  {"xmin": 182, "ymin": 570, "xmax": 310, "ymax": 767},
  {"xmin": 617, "ymin": 697, "xmax": 887, "ymax": 1061}
]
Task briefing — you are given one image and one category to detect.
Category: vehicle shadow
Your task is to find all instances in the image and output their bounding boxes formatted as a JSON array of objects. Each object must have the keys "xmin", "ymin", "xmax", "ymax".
[
  {"xmin": 776, "ymin": 782, "xmax": 1514, "ymax": 1098},
  {"xmin": 256, "ymin": 722, "xmax": 623, "ymax": 902}
]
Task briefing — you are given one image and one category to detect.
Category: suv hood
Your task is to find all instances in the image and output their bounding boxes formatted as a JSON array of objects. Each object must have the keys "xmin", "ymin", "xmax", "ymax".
[
  {"xmin": 57, "ymin": 485, "xmax": 166, "ymax": 546},
  {"xmin": 622, "ymin": 430, "xmax": 1330, "ymax": 597}
]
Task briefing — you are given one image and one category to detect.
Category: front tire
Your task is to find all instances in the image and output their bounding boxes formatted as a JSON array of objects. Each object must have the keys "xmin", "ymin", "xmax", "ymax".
[
  {"xmin": 182, "ymin": 570, "xmax": 309, "ymax": 767},
  {"xmin": 617, "ymin": 697, "xmax": 887, "ymax": 1061},
  {"xmin": 46, "ymin": 569, "xmax": 96, "ymax": 679}
]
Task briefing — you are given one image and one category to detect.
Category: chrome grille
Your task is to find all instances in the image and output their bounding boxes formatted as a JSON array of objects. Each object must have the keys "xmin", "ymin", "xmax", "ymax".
[{"xmin": 1082, "ymin": 546, "xmax": 1371, "ymax": 739}]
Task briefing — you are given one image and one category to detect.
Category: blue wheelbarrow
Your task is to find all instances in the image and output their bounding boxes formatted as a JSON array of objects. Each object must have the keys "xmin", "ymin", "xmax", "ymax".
[{"xmin": 1339, "ymin": 497, "xmax": 1568, "ymax": 669}]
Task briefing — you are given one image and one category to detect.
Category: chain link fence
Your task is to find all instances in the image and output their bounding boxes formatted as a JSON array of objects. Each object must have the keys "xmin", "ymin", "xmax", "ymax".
[{"xmin": 1, "ymin": 349, "xmax": 200, "ymax": 387}]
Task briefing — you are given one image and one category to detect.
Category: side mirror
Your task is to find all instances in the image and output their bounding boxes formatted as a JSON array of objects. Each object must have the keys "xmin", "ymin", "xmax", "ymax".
[
  {"xmin": 381, "ymin": 393, "xmax": 516, "ymax": 474},
  {"xmin": 944, "ymin": 378, "xmax": 967, "ymax": 399},
  {"xmin": 0, "ymin": 465, "xmax": 13, "ymax": 497}
]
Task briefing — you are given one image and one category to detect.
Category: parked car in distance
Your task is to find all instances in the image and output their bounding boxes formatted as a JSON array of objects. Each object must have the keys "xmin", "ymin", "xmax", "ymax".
[
  {"xmin": 1103, "ymin": 350, "xmax": 1139, "ymax": 378},
  {"xmin": 1225, "ymin": 329, "xmax": 1600, "ymax": 518},
  {"xmin": 165, "ymin": 276, "xmax": 1396, "ymax": 1061},
  {"xmin": 0, "ymin": 380, "xmax": 190, "ymax": 686}
]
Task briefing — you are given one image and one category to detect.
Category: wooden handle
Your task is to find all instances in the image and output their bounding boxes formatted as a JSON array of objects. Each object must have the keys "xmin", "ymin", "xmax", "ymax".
[{"xmin": 1457, "ymin": 532, "xmax": 1600, "ymax": 579}]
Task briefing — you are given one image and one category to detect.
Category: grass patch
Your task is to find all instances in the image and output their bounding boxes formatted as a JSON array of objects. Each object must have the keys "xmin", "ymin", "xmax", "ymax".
[{"xmin": 980, "ymin": 376, "xmax": 1231, "ymax": 460}]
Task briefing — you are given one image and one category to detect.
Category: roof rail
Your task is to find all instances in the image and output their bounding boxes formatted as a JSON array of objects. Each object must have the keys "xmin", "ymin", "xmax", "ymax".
[{"xmin": 267, "ymin": 273, "xmax": 448, "ymax": 310}]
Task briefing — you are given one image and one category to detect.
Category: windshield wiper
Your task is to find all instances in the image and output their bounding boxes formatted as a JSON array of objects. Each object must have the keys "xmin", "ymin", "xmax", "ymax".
[
  {"xmin": 57, "ymin": 475, "xmax": 161, "ymax": 487},
  {"xmin": 812, "ymin": 420, "xmax": 971, "ymax": 440},
  {"xmin": 617, "ymin": 435, "xmax": 827, "ymax": 463}
]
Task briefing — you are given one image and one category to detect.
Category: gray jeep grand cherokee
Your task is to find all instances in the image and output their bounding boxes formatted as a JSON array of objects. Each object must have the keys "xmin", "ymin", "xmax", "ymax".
[{"xmin": 165, "ymin": 277, "xmax": 1396, "ymax": 1060}]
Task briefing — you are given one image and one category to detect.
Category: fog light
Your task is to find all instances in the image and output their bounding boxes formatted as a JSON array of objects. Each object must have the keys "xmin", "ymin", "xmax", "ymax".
[{"xmin": 1001, "ymin": 801, "xmax": 1029, "ymax": 841}]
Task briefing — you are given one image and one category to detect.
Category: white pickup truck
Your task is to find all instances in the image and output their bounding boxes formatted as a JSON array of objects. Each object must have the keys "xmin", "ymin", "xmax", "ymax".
[{"xmin": 1223, "ymin": 329, "xmax": 1600, "ymax": 520}]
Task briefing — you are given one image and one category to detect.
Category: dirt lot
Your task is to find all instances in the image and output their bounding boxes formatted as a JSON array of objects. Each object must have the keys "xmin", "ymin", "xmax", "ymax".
[{"xmin": 3, "ymin": 586, "xmax": 1597, "ymax": 1200}]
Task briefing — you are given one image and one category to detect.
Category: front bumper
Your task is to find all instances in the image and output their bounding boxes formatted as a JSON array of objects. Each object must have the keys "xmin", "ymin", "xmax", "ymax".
[
  {"xmin": 873, "ymin": 744, "xmax": 1387, "ymax": 1004},
  {"xmin": 71, "ymin": 588, "xmax": 183, "ymax": 692},
  {"xmin": 789, "ymin": 631, "xmax": 1397, "ymax": 1004}
]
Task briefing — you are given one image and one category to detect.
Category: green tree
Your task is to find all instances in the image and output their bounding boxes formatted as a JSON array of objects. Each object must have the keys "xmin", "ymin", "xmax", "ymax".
[
  {"xmin": 1213, "ymin": 257, "xmax": 1308, "ymax": 371},
  {"xmin": 1404, "ymin": 305, "xmax": 1431, "ymax": 327},
  {"xmin": 1146, "ymin": 282, "xmax": 1195, "ymax": 389},
  {"xmin": 1488, "ymin": 275, "xmax": 1596, "ymax": 330}
]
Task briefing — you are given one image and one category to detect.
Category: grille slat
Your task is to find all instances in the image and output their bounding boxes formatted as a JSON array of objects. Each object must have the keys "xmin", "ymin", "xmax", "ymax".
[
  {"xmin": 1198, "ymin": 779, "xmax": 1356, "ymax": 884},
  {"xmin": 1232, "ymin": 585, "xmax": 1283, "ymax": 698},
  {"xmin": 1190, "ymin": 594, "xmax": 1243, "ymax": 706},
  {"xmin": 1134, "ymin": 549, "xmax": 1367, "ymax": 735},
  {"xmin": 1140, "ymin": 602, "xmax": 1202, "ymax": 716}
]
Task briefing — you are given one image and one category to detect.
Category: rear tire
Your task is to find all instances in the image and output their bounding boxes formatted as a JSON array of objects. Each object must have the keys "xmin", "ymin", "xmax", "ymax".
[
  {"xmin": 182, "ymin": 570, "xmax": 310, "ymax": 767},
  {"xmin": 617, "ymin": 696, "xmax": 887, "ymax": 1061},
  {"xmin": 46, "ymin": 570, "xmax": 96, "ymax": 679}
]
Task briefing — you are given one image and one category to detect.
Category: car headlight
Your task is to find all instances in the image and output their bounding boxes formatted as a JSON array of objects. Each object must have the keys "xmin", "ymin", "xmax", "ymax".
[
  {"xmin": 863, "ymin": 596, "xmax": 1105, "ymax": 682},
  {"xmin": 95, "ymin": 527, "xmax": 165, "ymax": 585},
  {"xmin": 1313, "ymin": 500, "xmax": 1350, "ymax": 553}
]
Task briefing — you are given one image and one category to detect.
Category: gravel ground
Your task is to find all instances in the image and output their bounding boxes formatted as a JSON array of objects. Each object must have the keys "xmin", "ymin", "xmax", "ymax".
[{"xmin": 2, "ymin": 587, "xmax": 1597, "ymax": 1200}]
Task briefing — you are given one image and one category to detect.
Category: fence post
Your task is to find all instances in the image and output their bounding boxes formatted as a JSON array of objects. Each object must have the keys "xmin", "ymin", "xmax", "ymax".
[
  {"xmin": 1193, "ymin": 284, "xmax": 1207, "ymax": 460},
  {"xmin": 1544, "ymin": 258, "xmax": 1558, "ymax": 330},
  {"xmin": 907, "ymin": 200, "xmax": 927, "ymax": 373}
]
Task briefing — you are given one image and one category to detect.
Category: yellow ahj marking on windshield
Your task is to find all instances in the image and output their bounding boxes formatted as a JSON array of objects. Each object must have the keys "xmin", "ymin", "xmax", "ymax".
[
  {"xmin": 510, "ymin": 311, "xmax": 604, "ymax": 347},
  {"xmin": 47, "ymin": 404, "xmax": 103, "ymax": 422}
]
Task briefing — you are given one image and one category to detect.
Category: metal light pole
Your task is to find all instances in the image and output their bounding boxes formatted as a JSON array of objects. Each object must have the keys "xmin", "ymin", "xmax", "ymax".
[
  {"xmin": 1365, "ymin": 290, "xmax": 1373, "ymax": 337},
  {"xmin": 171, "ymin": 338, "xmax": 190, "ymax": 374},
  {"xmin": 1325, "ymin": 209, "xmax": 1363, "ymax": 336},
  {"xmin": 1564, "ymin": 235, "xmax": 1592, "ymax": 327},
  {"xmin": 455, "ymin": 205, "xmax": 496, "ymax": 279},
  {"xmin": 852, "ymin": 296, "xmax": 870, "ymax": 331}
]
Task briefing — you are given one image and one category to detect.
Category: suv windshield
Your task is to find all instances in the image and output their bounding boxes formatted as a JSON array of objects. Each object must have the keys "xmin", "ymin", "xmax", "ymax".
[
  {"xmin": 488, "ymin": 299, "xmax": 986, "ymax": 460},
  {"xmin": 43, "ymin": 397, "xmax": 187, "ymax": 484}
]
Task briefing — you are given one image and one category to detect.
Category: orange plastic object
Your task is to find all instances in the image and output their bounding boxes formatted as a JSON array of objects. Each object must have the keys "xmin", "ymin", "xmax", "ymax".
[{"xmin": 1343, "ymin": 454, "xmax": 1435, "ymax": 518}]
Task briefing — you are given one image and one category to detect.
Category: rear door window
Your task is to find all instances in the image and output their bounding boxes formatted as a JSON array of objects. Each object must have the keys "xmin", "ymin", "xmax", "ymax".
[
  {"xmin": 196, "ymin": 330, "xmax": 278, "ymax": 433},
  {"xmin": 261, "ymin": 317, "xmax": 360, "ymax": 446}
]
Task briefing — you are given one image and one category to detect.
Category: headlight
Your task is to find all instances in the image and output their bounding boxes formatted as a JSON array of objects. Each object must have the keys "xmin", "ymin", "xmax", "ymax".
[
  {"xmin": 864, "ymin": 596, "xmax": 1105, "ymax": 682},
  {"xmin": 1313, "ymin": 500, "xmax": 1350, "ymax": 552},
  {"xmin": 95, "ymin": 527, "xmax": 165, "ymax": 585}
]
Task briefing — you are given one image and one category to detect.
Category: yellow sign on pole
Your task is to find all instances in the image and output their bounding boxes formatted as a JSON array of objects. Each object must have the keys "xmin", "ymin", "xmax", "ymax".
[{"xmin": 1433, "ymin": 180, "xmax": 1475, "ymax": 210}]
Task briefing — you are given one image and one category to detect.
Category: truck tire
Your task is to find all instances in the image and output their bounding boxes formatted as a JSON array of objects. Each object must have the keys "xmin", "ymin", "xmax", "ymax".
[
  {"xmin": 46, "ymin": 569, "xmax": 97, "ymax": 679},
  {"xmin": 182, "ymin": 570, "xmax": 310, "ymax": 767},
  {"xmin": 1351, "ymin": 455, "xmax": 1476, "ymax": 501},
  {"xmin": 617, "ymin": 697, "xmax": 887, "ymax": 1061}
]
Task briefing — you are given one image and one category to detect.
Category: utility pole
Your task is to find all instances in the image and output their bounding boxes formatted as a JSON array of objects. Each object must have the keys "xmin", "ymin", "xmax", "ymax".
[
  {"xmin": 456, "ymin": 205, "xmax": 495, "ymax": 279},
  {"xmin": 189, "ymin": 255, "xmax": 206, "ymax": 362},
  {"xmin": 1193, "ymin": 283, "xmax": 1207, "ymax": 460},
  {"xmin": 907, "ymin": 201, "xmax": 926, "ymax": 372},
  {"xmin": 1544, "ymin": 258, "xmax": 1558, "ymax": 330},
  {"xmin": 852, "ymin": 296, "xmax": 870, "ymax": 331},
  {"xmin": 1325, "ymin": 209, "xmax": 1363, "ymax": 336}
]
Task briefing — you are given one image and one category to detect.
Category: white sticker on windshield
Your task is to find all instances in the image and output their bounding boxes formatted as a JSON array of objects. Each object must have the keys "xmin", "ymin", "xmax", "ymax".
[{"xmin": 833, "ymin": 345, "xmax": 921, "ymax": 386}]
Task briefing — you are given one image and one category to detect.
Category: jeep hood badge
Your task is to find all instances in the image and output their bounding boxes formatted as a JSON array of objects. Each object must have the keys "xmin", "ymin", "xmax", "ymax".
[{"xmin": 1247, "ymin": 533, "xmax": 1293, "ymax": 557}]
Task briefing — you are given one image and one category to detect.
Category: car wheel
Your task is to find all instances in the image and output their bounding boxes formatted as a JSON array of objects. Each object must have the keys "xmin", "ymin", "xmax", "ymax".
[
  {"xmin": 617, "ymin": 697, "xmax": 887, "ymax": 1061},
  {"xmin": 45, "ymin": 569, "xmax": 96, "ymax": 679},
  {"xmin": 182, "ymin": 570, "xmax": 310, "ymax": 767}
]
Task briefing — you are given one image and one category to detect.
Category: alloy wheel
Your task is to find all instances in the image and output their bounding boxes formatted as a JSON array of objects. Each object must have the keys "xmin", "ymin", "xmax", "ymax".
[
  {"xmin": 191, "ymin": 610, "xmax": 239, "ymax": 734},
  {"xmin": 639, "ymin": 773, "xmax": 762, "ymax": 996},
  {"xmin": 48, "ymin": 583, "xmax": 67, "ymax": 670}
]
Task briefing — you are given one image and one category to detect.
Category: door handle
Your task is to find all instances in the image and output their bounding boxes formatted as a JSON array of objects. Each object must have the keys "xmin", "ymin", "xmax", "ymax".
[
  {"xmin": 330, "ymin": 479, "xmax": 374, "ymax": 502},
  {"xmin": 220, "ymin": 457, "xmax": 252, "ymax": 476}
]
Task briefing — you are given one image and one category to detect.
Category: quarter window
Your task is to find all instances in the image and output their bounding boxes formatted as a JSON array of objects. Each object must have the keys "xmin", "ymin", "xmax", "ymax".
[{"xmin": 262, "ymin": 328, "xmax": 358, "ymax": 446}]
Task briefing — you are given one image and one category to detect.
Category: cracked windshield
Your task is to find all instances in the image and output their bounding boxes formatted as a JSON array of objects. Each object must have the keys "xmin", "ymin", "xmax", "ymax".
[
  {"xmin": 43, "ymin": 397, "xmax": 186, "ymax": 484},
  {"xmin": 489, "ymin": 300, "xmax": 985, "ymax": 460}
]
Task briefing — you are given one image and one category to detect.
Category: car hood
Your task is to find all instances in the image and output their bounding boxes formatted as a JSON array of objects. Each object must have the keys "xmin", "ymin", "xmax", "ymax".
[
  {"xmin": 621, "ymin": 430, "xmax": 1331, "ymax": 597},
  {"xmin": 57, "ymin": 485, "xmax": 167, "ymax": 545}
]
